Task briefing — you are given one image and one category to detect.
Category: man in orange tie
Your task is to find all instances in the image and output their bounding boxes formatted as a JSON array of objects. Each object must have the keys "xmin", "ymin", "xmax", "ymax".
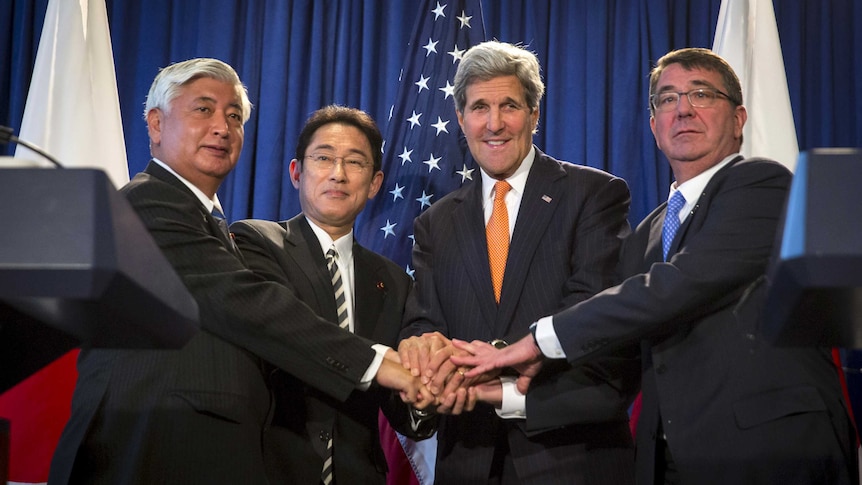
[{"xmin": 397, "ymin": 41, "xmax": 640, "ymax": 485}]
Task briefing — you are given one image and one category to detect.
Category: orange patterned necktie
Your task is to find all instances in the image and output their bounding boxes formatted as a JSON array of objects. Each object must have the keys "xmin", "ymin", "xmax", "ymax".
[{"xmin": 486, "ymin": 180, "xmax": 512, "ymax": 303}]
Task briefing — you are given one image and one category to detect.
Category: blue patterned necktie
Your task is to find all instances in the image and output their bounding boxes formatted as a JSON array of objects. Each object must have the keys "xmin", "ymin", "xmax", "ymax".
[
  {"xmin": 211, "ymin": 207, "xmax": 232, "ymax": 242},
  {"xmin": 662, "ymin": 191, "xmax": 686, "ymax": 261}
]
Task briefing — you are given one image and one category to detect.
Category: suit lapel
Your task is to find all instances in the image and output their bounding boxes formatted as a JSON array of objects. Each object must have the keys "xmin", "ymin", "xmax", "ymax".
[
  {"xmin": 495, "ymin": 152, "xmax": 566, "ymax": 332},
  {"xmin": 646, "ymin": 211, "xmax": 665, "ymax": 264},
  {"xmin": 144, "ymin": 160, "xmax": 238, "ymax": 256},
  {"xmin": 286, "ymin": 216, "xmax": 340, "ymax": 323},
  {"xmin": 452, "ymin": 181, "xmax": 498, "ymax": 333},
  {"xmin": 663, "ymin": 155, "xmax": 745, "ymax": 260},
  {"xmin": 352, "ymin": 245, "xmax": 387, "ymax": 340}
]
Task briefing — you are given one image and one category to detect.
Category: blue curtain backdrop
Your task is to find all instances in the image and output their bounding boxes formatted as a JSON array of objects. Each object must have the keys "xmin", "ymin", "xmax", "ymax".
[
  {"xmin": 4, "ymin": 0, "xmax": 861, "ymax": 224},
  {"xmin": 3, "ymin": 0, "xmax": 862, "ymax": 423}
]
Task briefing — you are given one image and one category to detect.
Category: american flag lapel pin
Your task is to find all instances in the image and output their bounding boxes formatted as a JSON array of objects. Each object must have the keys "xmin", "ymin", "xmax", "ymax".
[{"xmin": 542, "ymin": 195, "xmax": 552, "ymax": 203}]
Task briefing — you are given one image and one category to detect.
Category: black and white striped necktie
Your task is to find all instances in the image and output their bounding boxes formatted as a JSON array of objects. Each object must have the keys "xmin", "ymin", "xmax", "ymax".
[
  {"xmin": 325, "ymin": 246, "xmax": 349, "ymax": 330},
  {"xmin": 322, "ymin": 246, "xmax": 349, "ymax": 484}
]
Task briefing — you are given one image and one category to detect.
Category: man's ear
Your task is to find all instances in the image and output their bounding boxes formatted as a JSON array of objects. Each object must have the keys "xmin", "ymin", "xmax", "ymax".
[
  {"xmin": 368, "ymin": 170, "xmax": 384, "ymax": 200},
  {"xmin": 288, "ymin": 159, "xmax": 301, "ymax": 189},
  {"xmin": 146, "ymin": 109, "xmax": 162, "ymax": 145}
]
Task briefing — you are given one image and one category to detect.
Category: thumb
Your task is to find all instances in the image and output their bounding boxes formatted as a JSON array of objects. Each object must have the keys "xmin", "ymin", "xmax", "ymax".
[{"xmin": 516, "ymin": 375, "xmax": 533, "ymax": 394}]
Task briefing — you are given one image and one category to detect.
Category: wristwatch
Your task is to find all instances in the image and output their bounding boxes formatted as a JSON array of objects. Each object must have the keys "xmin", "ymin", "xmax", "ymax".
[
  {"xmin": 490, "ymin": 339, "xmax": 508, "ymax": 349},
  {"xmin": 411, "ymin": 407, "xmax": 433, "ymax": 419}
]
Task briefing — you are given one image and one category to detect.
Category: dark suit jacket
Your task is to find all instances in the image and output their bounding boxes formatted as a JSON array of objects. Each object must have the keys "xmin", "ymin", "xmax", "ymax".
[
  {"xmin": 49, "ymin": 161, "xmax": 382, "ymax": 485},
  {"xmin": 401, "ymin": 149, "xmax": 640, "ymax": 485},
  {"xmin": 231, "ymin": 216, "xmax": 429, "ymax": 484},
  {"xmin": 552, "ymin": 157, "xmax": 858, "ymax": 484}
]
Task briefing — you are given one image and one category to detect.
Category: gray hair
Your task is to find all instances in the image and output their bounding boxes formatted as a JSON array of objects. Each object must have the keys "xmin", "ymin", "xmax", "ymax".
[
  {"xmin": 143, "ymin": 58, "xmax": 252, "ymax": 123},
  {"xmin": 453, "ymin": 40, "xmax": 545, "ymax": 114}
]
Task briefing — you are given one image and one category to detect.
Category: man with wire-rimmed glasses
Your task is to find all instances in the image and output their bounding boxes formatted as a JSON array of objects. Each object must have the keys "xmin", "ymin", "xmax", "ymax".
[{"xmin": 231, "ymin": 105, "xmax": 436, "ymax": 485}]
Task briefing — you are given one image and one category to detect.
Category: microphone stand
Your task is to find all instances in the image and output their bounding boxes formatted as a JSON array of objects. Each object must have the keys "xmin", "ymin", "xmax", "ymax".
[{"xmin": 0, "ymin": 125, "xmax": 64, "ymax": 168}]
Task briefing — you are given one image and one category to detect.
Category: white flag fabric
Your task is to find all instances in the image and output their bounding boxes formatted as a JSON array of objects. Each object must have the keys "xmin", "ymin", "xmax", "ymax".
[
  {"xmin": 712, "ymin": 0, "xmax": 799, "ymax": 171},
  {"xmin": 14, "ymin": 0, "xmax": 129, "ymax": 187}
]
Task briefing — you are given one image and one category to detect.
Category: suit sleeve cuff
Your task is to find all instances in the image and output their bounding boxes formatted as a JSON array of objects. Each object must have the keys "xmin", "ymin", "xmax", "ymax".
[
  {"xmin": 534, "ymin": 316, "xmax": 566, "ymax": 359},
  {"xmin": 358, "ymin": 344, "xmax": 390, "ymax": 390}
]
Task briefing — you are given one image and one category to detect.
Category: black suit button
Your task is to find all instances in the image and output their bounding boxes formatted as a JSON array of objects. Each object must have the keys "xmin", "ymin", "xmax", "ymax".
[
  {"xmin": 655, "ymin": 364, "xmax": 667, "ymax": 374},
  {"xmin": 319, "ymin": 431, "xmax": 330, "ymax": 442}
]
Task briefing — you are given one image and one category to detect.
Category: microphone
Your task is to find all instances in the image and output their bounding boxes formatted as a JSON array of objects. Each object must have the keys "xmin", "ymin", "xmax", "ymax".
[{"xmin": 0, "ymin": 125, "xmax": 64, "ymax": 169}]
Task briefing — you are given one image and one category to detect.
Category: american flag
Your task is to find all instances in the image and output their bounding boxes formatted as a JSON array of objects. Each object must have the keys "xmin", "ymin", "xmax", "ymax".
[
  {"xmin": 354, "ymin": 2, "xmax": 486, "ymax": 483},
  {"xmin": 355, "ymin": 0, "xmax": 487, "ymax": 274}
]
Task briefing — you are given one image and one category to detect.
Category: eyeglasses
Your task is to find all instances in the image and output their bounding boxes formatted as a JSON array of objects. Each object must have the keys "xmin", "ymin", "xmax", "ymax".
[
  {"xmin": 650, "ymin": 88, "xmax": 735, "ymax": 113},
  {"xmin": 303, "ymin": 154, "xmax": 371, "ymax": 174}
]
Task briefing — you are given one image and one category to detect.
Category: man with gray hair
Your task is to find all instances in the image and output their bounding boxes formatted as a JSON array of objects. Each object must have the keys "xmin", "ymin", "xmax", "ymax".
[
  {"xmin": 49, "ymin": 58, "xmax": 432, "ymax": 484},
  {"xmin": 398, "ymin": 41, "xmax": 639, "ymax": 484}
]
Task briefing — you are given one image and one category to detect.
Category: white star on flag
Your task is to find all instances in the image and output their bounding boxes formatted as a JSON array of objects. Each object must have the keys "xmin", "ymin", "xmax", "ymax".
[
  {"xmin": 423, "ymin": 153, "xmax": 442, "ymax": 172},
  {"xmin": 398, "ymin": 147, "xmax": 413, "ymax": 165},
  {"xmin": 380, "ymin": 219, "xmax": 397, "ymax": 238},
  {"xmin": 456, "ymin": 164, "xmax": 475, "ymax": 182},
  {"xmin": 415, "ymin": 74, "xmax": 430, "ymax": 93},
  {"xmin": 416, "ymin": 191, "xmax": 434, "ymax": 209},
  {"xmin": 407, "ymin": 111, "xmax": 422, "ymax": 128},
  {"xmin": 432, "ymin": 1, "xmax": 446, "ymax": 19},
  {"xmin": 440, "ymin": 81, "xmax": 455, "ymax": 98},
  {"xmin": 422, "ymin": 38, "xmax": 439, "ymax": 56},
  {"xmin": 432, "ymin": 117, "xmax": 450, "ymax": 135},
  {"xmin": 448, "ymin": 45, "xmax": 465, "ymax": 63},
  {"xmin": 457, "ymin": 10, "xmax": 472, "ymax": 28}
]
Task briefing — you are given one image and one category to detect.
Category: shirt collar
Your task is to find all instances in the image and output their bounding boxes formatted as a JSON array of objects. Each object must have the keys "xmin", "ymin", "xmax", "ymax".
[
  {"xmin": 480, "ymin": 145, "xmax": 535, "ymax": 203},
  {"xmin": 670, "ymin": 153, "xmax": 739, "ymax": 204},
  {"xmin": 152, "ymin": 158, "xmax": 224, "ymax": 214},
  {"xmin": 305, "ymin": 216, "xmax": 354, "ymax": 261}
]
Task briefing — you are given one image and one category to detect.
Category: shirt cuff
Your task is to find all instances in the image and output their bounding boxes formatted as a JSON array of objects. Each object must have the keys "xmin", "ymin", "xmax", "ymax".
[
  {"xmin": 495, "ymin": 376, "xmax": 526, "ymax": 419},
  {"xmin": 535, "ymin": 316, "xmax": 566, "ymax": 359},
  {"xmin": 358, "ymin": 343, "xmax": 390, "ymax": 391}
]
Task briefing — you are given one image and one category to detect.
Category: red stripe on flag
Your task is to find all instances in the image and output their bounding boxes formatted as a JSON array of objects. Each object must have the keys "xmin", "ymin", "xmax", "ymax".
[
  {"xmin": 379, "ymin": 411, "xmax": 420, "ymax": 485},
  {"xmin": 832, "ymin": 348, "xmax": 860, "ymax": 446},
  {"xmin": 0, "ymin": 350, "xmax": 78, "ymax": 483}
]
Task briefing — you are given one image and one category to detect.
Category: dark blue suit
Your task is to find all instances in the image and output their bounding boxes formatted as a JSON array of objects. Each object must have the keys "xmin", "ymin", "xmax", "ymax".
[
  {"xmin": 401, "ymin": 148, "xmax": 640, "ymax": 484},
  {"xmin": 552, "ymin": 157, "xmax": 858, "ymax": 484}
]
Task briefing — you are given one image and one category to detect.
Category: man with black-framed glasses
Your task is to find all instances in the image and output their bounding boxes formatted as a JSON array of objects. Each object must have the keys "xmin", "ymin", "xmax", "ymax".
[{"xmin": 452, "ymin": 47, "xmax": 858, "ymax": 485}]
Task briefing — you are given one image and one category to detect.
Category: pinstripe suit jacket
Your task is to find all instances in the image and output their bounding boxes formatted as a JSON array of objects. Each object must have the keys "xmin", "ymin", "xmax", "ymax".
[
  {"xmin": 231, "ymin": 216, "xmax": 427, "ymax": 484},
  {"xmin": 401, "ymin": 148, "xmax": 640, "ymax": 485},
  {"xmin": 49, "ymin": 161, "xmax": 379, "ymax": 485},
  {"xmin": 552, "ymin": 157, "xmax": 858, "ymax": 484}
]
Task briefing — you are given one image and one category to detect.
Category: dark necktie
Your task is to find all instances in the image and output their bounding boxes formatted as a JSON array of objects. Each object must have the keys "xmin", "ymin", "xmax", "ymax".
[
  {"xmin": 211, "ymin": 207, "xmax": 235, "ymax": 248},
  {"xmin": 662, "ymin": 191, "xmax": 686, "ymax": 261}
]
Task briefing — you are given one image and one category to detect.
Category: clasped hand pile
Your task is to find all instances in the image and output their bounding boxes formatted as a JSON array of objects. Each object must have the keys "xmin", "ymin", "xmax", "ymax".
[{"xmin": 394, "ymin": 332, "xmax": 547, "ymax": 415}]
